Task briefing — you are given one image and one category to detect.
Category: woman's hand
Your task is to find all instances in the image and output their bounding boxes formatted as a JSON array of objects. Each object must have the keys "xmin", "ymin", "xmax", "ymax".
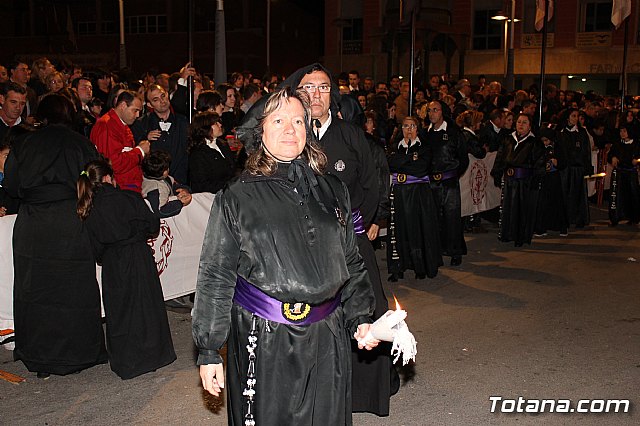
[
  {"xmin": 200, "ymin": 363, "xmax": 225, "ymax": 396},
  {"xmin": 611, "ymin": 156, "xmax": 619, "ymax": 168},
  {"xmin": 354, "ymin": 323, "xmax": 379, "ymax": 350},
  {"xmin": 367, "ymin": 223, "xmax": 379, "ymax": 241}
]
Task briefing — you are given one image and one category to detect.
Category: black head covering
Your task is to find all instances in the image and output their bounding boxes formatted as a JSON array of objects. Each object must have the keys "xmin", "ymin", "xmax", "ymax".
[
  {"xmin": 539, "ymin": 126, "xmax": 556, "ymax": 141},
  {"xmin": 338, "ymin": 94, "xmax": 364, "ymax": 127},
  {"xmin": 236, "ymin": 63, "xmax": 340, "ymax": 149}
]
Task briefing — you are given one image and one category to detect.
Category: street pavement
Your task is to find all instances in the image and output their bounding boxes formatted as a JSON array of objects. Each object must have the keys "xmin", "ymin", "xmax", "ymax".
[{"xmin": 1, "ymin": 207, "xmax": 638, "ymax": 425}]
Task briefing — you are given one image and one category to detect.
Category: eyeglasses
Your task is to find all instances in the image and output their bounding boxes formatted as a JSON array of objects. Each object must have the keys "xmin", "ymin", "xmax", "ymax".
[
  {"xmin": 299, "ymin": 84, "xmax": 331, "ymax": 93},
  {"xmin": 402, "ymin": 124, "xmax": 417, "ymax": 129}
]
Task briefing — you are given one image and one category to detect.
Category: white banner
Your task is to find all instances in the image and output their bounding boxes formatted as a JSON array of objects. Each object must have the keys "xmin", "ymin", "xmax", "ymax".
[
  {"xmin": 460, "ymin": 151, "xmax": 502, "ymax": 217},
  {"xmin": 0, "ymin": 192, "xmax": 214, "ymax": 342}
]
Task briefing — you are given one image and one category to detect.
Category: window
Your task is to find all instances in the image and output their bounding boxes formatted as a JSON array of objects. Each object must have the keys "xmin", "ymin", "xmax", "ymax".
[
  {"xmin": 473, "ymin": 10, "xmax": 502, "ymax": 50},
  {"xmin": 580, "ymin": 0, "xmax": 612, "ymax": 32},
  {"xmin": 125, "ymin": 15, "xmax": 167, "ymax": 34},
  {"xmin": 342, "ymin": 18, "xmax": 363, "ymax": 55},
  {"xmin": 77, "ymin": 21, "xmax": 97, "ymax": 35}
]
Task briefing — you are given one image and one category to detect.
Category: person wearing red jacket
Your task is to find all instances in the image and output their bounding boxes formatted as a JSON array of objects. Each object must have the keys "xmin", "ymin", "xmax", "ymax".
[{"xmin": 90, "ymin": 90, "xmax": 150, "ymax": 193}]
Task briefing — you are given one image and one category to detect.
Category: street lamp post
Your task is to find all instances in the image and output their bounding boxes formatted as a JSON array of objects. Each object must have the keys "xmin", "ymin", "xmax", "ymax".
[
  {"xmin": 118, "ymin": 0, "xmax": 126, "ymax": 68},
  {"xmin": 506, "ymin": 0, "xmax": 516, "ymax": 92},
  {"xmin": 492, "ymin": 1, "xmax": 519, "ymax": 92}
]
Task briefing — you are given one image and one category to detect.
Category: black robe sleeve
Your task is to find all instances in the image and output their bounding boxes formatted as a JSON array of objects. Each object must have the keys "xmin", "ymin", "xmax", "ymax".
[{"xmin": 192, "ymin": 191, "xmax": 242, "ymax": 365}]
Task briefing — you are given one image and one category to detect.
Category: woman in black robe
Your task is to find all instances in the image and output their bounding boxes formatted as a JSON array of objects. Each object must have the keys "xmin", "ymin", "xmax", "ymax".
[
  {"xmin": 607, "ymin": 124, "xmax": 640, "ymax": 225},
  {"xmin": 77, "ymin": 160, "xmax": 176, "ymax": 379},
  {"xmin": 237, "ymin": 63, "xmax": 397, "ymax": 417},
  {"xmin": 387, "ymin": 115, "xmax": 443, "ymax": 280},
  {"xmin": 3, "ymin": 94, "xmax": 107, "ymax": 378},
  {"xmin": 556, "ymin": 108, "xmax": 593, "ymax": 228},
  {"xmin": 193, "ymin": 88, "xmax": 378, "ymax": 425},
  {"xmin": 534, "ymin": 127, "xmax": 569, "ymax": 236},
  {"xmin": 491, "ymin": 113, "xmax": 545, "ymax": 247}
]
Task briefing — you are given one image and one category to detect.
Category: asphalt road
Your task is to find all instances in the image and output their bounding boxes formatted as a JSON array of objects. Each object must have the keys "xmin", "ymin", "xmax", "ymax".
[{"xmin": 1, "ymin": 207, "xmax": 638, "ymax": 426}]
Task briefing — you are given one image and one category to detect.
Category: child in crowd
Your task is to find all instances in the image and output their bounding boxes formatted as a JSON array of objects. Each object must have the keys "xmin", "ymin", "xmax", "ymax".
[
  {"xmin": 77, "ymin": 159, "xmax": 176, "ymax": 379},
  {"xmin": 141, "ymin": 150, "xmax": 192, "ymax": 218}
]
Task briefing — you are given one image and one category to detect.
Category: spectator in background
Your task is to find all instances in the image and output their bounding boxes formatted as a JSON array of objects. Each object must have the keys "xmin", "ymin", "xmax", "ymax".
[
  {"xmin": 8, "ymin": 61, "xmax": 37, "ymax": 119},
  {"xmin": 0, "ymin": 82, "xmax": 27, "ymax": 142},
  {"xmin": 141, "ymin": 150, "xmax": 192, "ymax": 218},
  {"xmin": 90, "ymin": 90, "xmax": 150, "ymax": 193},
  {"xmin": 394, "ymin": 81, "xmax": 410, "ymax": 125},
  {"xmin": 188, "ymin": 111, "xmax": 236, "ymax": 194},
  {"xmin": 240, "ymin": 83, "xmax": 262, "ymax": 113},
  {"xmin": 196, "ymin": 90, "xmax": 224, "ymax": 115},
  {"xmin": 131, "ymin": 84, "xmax": 189, "ymax": 184},
  {"xmin": 0, "ymin": 64, "xmax": 9, "ymax": 83}
]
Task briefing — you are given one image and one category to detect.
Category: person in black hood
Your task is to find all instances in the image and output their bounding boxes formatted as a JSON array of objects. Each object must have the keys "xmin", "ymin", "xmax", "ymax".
[{"xmin": 238, "ymin": 63, "xmax": 398, "ymax": 416}]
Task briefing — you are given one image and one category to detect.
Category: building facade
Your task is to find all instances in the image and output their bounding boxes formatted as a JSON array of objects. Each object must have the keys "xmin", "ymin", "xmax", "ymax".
[{"xmin": 322, "ymin": 0, "xmax": 640, "ymax": 95}]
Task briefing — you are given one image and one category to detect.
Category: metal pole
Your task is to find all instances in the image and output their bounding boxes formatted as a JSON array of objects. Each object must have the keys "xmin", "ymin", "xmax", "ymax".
[
  {"xmin": 118, "ymin": 0, "xmax": 126, "ymax": 68},
  {"xmin": 266, "ymin": 0, "xmax": 270, "ymax": 70},
  {"xmin": 214, "ymin": 0, "xmax": 227, "ymax": 88},
  {"xmin": 503, "ymin": 20, "xmax": 508, "ymax": 78},
  {"xmin": 537, "ymin": 0, "xmax": 549, "ymax": 127},
  {"xmin": 506, "ymin": 0, "xmax": 515, "ymax": 92},
  {"xmin": 409, "ymin": 11, "xmax": 415, "ymax": 115},
  {"xmin": 187, "ymin": 0, "xmax": 194, "ymax": 123},
  {"xmin": 620, "ymin": 19, "xmax": 629, "ymax": 112}
]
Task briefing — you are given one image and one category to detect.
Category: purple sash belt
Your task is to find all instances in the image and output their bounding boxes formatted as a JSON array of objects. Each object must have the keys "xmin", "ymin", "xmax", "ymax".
[
  {"xmin": 430, "ymin": 169, "xmax": 458, "ymax": 182},
  {"xmin": 233, "ymin": 276, "xmax": 341, "ymax": 326},
  {"xmin": 392, "ymin": 173, "xmax": 430, "ymax": 185},
  {"xmin": 505, "ymin": 167, "xmax": 533, "ymax": 179},
  {"xmin": 351, "ymin": 208, "xmax": 366, "ymax": 235}
]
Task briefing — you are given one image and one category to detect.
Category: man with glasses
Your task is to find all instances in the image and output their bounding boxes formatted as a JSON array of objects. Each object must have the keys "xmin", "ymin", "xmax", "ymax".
[
  {"xmin": 425, "ymin": 100, "xmax": 469, "ymax": 266},
  {"xmin": 281, "ymin": 63, "xmax": 397, "ymax": 417}
]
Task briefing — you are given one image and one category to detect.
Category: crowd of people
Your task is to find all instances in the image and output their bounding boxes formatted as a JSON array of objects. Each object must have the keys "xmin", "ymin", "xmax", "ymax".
[{"xmin": 1, "ymin": 56, "xmax": 639, "ymax": 424}]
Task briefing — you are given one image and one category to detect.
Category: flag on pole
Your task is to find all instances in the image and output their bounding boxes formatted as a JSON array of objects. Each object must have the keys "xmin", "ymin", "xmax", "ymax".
[
  {"xmin": 535, "ymin": 0, "xmax": 554, "ymax": 31},
  {"xmin": 611, "ymin": 0, "xmax": 631, "ymax": 29}
]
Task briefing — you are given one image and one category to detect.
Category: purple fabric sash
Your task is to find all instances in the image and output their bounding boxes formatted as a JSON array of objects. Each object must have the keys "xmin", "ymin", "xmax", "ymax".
[
  {"xmin": 351, "ymin": 208, "xmax": 366, "ymax": 235},
  {"xmin": 430, "ymin": 169, "xmax": 458, "ymax": 182},
  {"xmin": 392, "ymin": 173, "xmax": 430, "ymax": 185},
  {"xmin": 233, "ymin": 276, "xmax": 341, "ymax": 326},
  {"xmin": 505, "ymin": 167, "xmax": 533, "ymax": 179}
]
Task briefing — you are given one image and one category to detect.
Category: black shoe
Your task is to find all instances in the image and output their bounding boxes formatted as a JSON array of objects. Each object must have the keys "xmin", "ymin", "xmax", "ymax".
[
  {"xmin": 415, "ymin": 273, "xmax": 426, "ymax": 280},
  {"xmin": 37, "ymin": 372, "xmax": 50, "ymax": 380},
  {"xmin": 450, "ymin": 256, "xmax": 462, "ymax": 266},
  {"xmin": 388, "ymin": 274, "xmax": 399, "ymax": 282},
  {"xmin": 515, "ymin": 242, "xmax": 523, "ymax": 247}
]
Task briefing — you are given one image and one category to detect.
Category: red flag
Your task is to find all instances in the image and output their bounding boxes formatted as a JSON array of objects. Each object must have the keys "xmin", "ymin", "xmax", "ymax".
[
  {"xmin": 611, "ymin": 0, "xmax": 631, "ymax": 29},
  {"xmin": 535, "ymin": 0, "xmax": 554, "ymax": 32}
]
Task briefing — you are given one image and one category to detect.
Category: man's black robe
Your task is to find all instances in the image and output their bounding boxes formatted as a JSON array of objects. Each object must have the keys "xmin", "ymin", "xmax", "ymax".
[{"xmin": 556, "ymin": 125, "xmax": 593, "ymax": 227}]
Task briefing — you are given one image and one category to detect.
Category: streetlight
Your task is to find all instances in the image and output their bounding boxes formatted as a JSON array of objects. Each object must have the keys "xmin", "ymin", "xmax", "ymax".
[{"xmin": 492, "ymin": 0, "xmax": 520, "ymax": 92}]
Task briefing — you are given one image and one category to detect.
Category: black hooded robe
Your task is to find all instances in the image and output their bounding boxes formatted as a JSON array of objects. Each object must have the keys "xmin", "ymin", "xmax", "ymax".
[
  {"xmin": 491, "ymin": 131, "xmax": 546, "ymax": 246},
  {"xmin": 84, "ymin": 185, "xmax": 176, "ymax": 379},
  {"xmin": 3, "ymin": 124, "xmax": 108, "ymax": 375},
  {"xmin": 192, "ymin": 167, "xmax": 375, "ymax": 426},
  {"xmin": 236, "ymin": 63, "xmax": 397, "ymax": 416}
]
